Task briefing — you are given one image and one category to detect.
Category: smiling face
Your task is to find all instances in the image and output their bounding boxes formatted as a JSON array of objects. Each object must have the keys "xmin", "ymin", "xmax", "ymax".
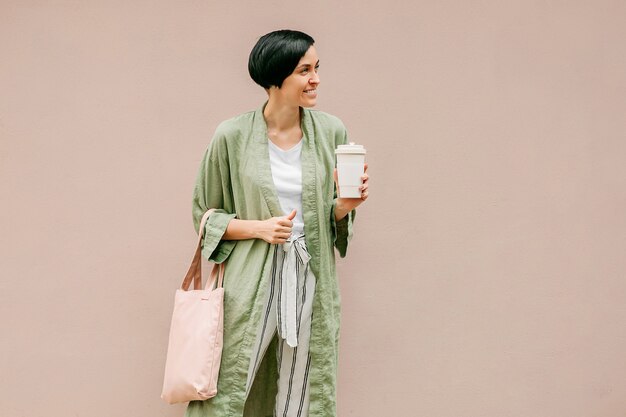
[{"xmin": 271, "ymin": 45, "xmax": 320, "ymax": 108}]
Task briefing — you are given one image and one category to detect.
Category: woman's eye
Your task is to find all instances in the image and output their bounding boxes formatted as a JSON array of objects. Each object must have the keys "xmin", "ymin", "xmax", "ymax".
[{"xmin": 300, "ymin": 66, "xmax": 318, "ymax": 74}]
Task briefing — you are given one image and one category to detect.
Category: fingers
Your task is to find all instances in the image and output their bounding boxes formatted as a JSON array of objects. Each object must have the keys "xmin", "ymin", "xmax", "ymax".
[
  {"xmin": 263, "ymin": 215, "xmax": 297, "ymax": 245},
  {"xmin": 359, "ymin": 167, "xmax": 369, "ymax": 200},
  {"xmin": 270, "ymin": 234, "xmax": 291, "ymax": 244},
  {"xmin": 267, "ymin": 228, "xmax": 291, "ymax": 244},
  {"xmin": 277, "ymin": 218, "xmax": 294, "ymax": 227},
  {"xmin": 359, "ymin": 168, "xmax": 369, "ymax": 198}
]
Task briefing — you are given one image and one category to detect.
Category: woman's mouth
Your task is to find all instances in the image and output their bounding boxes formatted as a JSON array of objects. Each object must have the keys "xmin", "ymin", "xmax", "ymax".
[{"xmin": 304, "ymin": 89, "xmax": 317, "ymax": 97}]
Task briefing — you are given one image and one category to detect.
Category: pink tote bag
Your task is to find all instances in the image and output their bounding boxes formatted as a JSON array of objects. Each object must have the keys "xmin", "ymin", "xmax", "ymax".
[{"xmin": 161, "ymin": 209, "xmax": 226, "ymax": 404}]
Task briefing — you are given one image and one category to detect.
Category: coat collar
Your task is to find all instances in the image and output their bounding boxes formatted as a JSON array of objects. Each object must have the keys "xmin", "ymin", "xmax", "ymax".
[
  {"xmin": 251, "ymin": 100, "xmax": 314, "ymax": 142},
  {"xmin": 251, "ymin": 101, "xmax": 317, "ymax": 223}
]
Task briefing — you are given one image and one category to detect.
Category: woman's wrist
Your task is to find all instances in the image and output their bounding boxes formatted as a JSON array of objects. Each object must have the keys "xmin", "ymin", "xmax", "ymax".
[
  {"xmin": 223, "ymin": 218, "xmax": 263, "ymax": 240},
  {"xmin": 334, "ymin": 199, "xmax": 351, "ymax": 222}
]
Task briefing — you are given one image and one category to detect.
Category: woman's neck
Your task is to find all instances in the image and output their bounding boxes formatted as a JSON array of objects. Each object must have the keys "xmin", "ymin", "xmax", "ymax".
[{"xmin": 263, "ymin": 96, "xmax": 302, "ymax": 132}]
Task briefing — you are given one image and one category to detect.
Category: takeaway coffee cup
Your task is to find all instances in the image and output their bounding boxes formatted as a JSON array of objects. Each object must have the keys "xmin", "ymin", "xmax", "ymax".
[{"xmin": 335, "ymin": 143, "xmax": 367, "ymax": 198}]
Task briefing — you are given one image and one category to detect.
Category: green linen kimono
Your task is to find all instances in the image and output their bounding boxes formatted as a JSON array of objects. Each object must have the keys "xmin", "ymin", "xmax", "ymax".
[{"xmin": 185, "ymin": 101, "xmax": 356, "ymax": 417}]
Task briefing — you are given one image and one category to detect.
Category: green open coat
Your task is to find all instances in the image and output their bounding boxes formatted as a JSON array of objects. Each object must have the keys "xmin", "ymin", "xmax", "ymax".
[{"xmin": 185, "ymin": 101, "xmax": 356, "ymax": 417}]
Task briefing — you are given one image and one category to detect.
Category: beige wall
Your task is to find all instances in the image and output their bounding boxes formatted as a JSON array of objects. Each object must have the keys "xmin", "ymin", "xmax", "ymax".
[{"xmin": 1, "ymin": 1, "xmax": 625, "ymax": 416}]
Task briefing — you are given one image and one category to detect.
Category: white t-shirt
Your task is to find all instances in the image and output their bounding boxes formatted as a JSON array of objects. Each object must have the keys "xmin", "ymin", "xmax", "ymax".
[{"xmin": 267, "ymin": 138, "xmax": 304, "ymax": 237}]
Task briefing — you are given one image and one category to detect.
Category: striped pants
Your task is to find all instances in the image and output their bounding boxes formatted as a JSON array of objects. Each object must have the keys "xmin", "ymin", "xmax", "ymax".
[{"xmin": 245, "ymin": 234, "xmax": 316, "ymax": 417}]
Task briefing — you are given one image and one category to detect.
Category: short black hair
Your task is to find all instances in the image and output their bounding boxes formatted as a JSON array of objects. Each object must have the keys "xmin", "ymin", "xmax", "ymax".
[{"xmin": 248, "ymin": 29, "xmax": 315, "ymax": 89}]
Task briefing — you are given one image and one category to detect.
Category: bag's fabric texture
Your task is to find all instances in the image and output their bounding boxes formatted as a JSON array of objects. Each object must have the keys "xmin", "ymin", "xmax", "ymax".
[
  {"xmin": 161, "ymin": 209, "xmax": 226, "ymax": 404},
  {"xmin": 185, "ymin": 101, "xmax": 356, "ymax": 417}
]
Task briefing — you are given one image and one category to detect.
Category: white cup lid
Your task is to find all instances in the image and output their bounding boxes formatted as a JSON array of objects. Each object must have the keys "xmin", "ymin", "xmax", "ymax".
[{"xmin": 335, "ymin": 142, "xmax": 366, "ymax": 154}]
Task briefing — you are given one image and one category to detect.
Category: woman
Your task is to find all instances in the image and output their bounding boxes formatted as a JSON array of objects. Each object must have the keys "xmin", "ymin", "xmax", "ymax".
[{"xmin": 185, "ymin": 29, "xmax": 369, "ymax": 417}]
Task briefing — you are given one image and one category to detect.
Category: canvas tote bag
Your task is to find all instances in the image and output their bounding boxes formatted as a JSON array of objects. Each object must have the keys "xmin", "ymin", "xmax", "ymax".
[{"xmin": 161, "ymin": 208, "xmax": 226, "ymax": 404}]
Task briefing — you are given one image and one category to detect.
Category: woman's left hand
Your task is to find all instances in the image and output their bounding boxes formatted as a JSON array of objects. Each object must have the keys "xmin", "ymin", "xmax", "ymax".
[{"xmin": 333, "ymin": 163, "xmax": 369, "ymax": 218}]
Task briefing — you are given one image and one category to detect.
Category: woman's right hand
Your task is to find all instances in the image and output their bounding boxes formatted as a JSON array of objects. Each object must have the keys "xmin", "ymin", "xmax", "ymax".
[{"xmin": 255, "ymin": 209, "xmax": 297, "ymax": 244}]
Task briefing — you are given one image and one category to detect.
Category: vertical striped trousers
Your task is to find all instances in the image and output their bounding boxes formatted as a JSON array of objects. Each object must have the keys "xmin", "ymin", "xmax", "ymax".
[{"xmin": 245, "ymin": 234, "xmax": 316, "ymax": 417}]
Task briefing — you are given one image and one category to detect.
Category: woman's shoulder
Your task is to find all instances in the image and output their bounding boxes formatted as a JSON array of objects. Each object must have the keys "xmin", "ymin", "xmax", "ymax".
[
  {"xmin": 304, "ymin": 108, "xmax": 349, "ymax": 147},
  {"xmin": 213, "ymin": 110, "xmax": 256, "ymax": 140}
]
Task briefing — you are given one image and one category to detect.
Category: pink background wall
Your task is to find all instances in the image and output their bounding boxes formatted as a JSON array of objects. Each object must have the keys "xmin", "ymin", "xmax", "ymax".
[{"xmin": 2, "ymin": 1, "xmax": 625, "ymax": 416}]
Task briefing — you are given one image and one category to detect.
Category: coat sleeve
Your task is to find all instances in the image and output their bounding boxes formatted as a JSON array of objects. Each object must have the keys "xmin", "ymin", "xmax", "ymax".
[
  {"xmin": 329, "ymin": 121, "xmax": 356, "ymax": 258},
  {"xmin": 191, "ymin": 124, "xmax": 238, "ymax": 264}
]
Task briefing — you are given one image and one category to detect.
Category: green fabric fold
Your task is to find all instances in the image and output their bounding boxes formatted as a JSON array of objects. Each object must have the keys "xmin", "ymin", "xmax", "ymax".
[
  {"xmin": 329, "ymin": 199, "xmax": 355, "ymax": 258},
  {"xmin": 202, "ymin": 211, "xmax": 238, "ymax": 263},
  {"xmin": 191, "ymin": 126, "xmax": 238, "ymax": 264}
]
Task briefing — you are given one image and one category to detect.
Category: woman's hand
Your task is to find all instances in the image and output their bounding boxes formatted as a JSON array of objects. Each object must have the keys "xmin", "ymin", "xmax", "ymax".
[
  {"xmin": 333, "ymin": 163, "xmax": 369, "ymax": 221},
  {"xmin": 255, "ymin": 209, "xmax": 297, "ymax": 244}
]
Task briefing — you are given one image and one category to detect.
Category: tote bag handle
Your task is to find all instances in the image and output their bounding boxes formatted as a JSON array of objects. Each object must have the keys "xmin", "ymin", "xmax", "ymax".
[{"xmin": 180, "ymin": 209, "xmax": 225, "ymax": 291}]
